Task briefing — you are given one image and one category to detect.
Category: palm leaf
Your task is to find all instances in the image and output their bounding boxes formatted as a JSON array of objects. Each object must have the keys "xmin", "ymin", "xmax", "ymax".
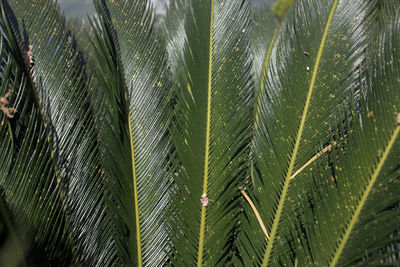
[
  {"xmin": 163, "ymin": 0, "xmax": 188, "ymax": 79},
  {"xmin": 243, "ymin": 0, "xmax": 377, "ymax": 265},
  {"xmin": 236, "ymin": 5, "xmax": 279, "ymax": 264},
  {"xmin": 0, "ymin": 1, "xmax": 74, "ymax": 264},
  {"xmin": 2, "ymin": 0, "xmax": 114, "ymax": 265},
  {"xmin": 289, "ymin": 4, "xmax": 400, "ymax": 265},
  {"xmin": 249, "ymin": 2, "xmax": 279, "ymax": 184},
  {"xmin": 164, "ymin": 0, "xmax": 253, "ymax": 265},
  {"xmin": 90, "ymin": 0, "xmax": 172, "ymax": 265}
]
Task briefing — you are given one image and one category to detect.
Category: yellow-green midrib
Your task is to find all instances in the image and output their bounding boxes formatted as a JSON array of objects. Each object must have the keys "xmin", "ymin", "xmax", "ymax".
[
  {"xmin": 197, "ymin": 0, "xmax": 214, "ymax": 266},
  {"xmin": 128, "ymin": 116, "xmax": 142, "ymax": 267}
]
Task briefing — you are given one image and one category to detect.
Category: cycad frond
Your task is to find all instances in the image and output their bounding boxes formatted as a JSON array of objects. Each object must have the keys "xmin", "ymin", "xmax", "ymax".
[
  {"xmin": 2, "ymin": 0, "xmax": 111, "ymax": 265},
  {"xmin": 236, "ymin": 5, "xmax": 279, "ymax": 265},
  {"xmin": 244, "ymin": 0, "xmax": 377, "ymax": 265},
  {"xmin": 0, "ymin": 1, "xmax": 74, "ymax": 264},
  {"xmin": 1, "ymin": 0, "xmax": 398, "ymax": 265},
  {"xmin": 90, "ymin": 0, "xmax": 172, "ymax": 265},
  {"xmin": 164, "ymin": 0, "xmax": 254, "ymax": 265},
  {"xmin": 296, "ymin": 5, "xmax": 400, "ymax": 265}
]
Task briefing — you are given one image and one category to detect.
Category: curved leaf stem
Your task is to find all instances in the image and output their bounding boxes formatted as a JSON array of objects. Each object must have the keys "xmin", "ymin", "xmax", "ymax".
[
  {"xmin": 3, "ymin": 12, "xmax": 77, "ymax": 255},
  {"xmin": 197, "ymin": 0, "xmax": 214, "ymax": 265},
  {"xmin": 261, "ymin": 1, "xmax": 339, "ymax": 265},
  {"xmin": 329, "ymin": 126, "xmax": 400, "ymax": 266}
]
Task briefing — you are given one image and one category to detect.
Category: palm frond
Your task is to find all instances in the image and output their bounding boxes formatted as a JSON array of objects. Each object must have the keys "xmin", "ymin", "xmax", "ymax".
[
  {"xmin": 291, "ymin": 5, "xmax": 400, "ymax": 265},
  {"xmin": 0, "ymin": 1, "xmax": 74, "ymax": 264},
  {"xmin": 90, "ymin": 0, "xmax": 172, "ymax": 265},
  {"xmin": 243, "ymin": 0, "xmax": 377, "ymax": 265},
  {"xmin": 163, "ymin": 0, "xmax": 188, "ymax": 79},
  {"xmin": 236, "ymin": 5, "xmax": 279, "ymax": 264},
  {"xmin": 3, "ymin": 0, "xmax": 113, "ymax": 265},
  {"xmin": 164, "ymin": 0, "xmax": 254, "ymax": 265},
  {"xmin": 1, "ymin": 0, "xmax": 398, "ymax": 265}
]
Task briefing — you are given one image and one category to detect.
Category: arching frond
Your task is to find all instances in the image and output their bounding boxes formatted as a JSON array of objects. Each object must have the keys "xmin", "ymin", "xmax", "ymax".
[
  {"xmin": 251, "ymin": 3, "xmax": 278, "ymax": 104},
  {"xmin": 1, "ymin": 0, "xmax": 399, "ymax": 265},
  {"xmin": 164, "ymin": 0, "xmax": 254, "ymax": 265},
  {"xmin": 0, "ymin": 1, "xmax": 74, "ymax": 264},
  {"xmin": 244, "ymin": 0, "xmax": 377, "ymax": 265},
  {"xmin": 236, "ymin": 4, "xmax": 279, "ymax": 264},
  {"xmin": 294, "ymin": 5, "xmax": 400, "ymax": 265},
  {"xmin": 2, "ymin": 0, "xmax": 112, "ymax": 265},
  {"xmin": 90, "ymin": 0, "xmax": 172, "ymax": 265}
]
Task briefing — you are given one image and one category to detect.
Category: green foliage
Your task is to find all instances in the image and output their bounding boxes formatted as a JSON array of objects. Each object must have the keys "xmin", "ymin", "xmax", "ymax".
[
  {"xmin": 272, "ymin": 0, "xmax": 294, "ymax": 19},
  {"xmin": 163, "ymin": 0, "xmax": 253, "ymax": 265},
  {"xmin": 89, "ymin": 0, "xmax": 173, "ymax": 265},
  {"xmin": 246, "ymin": 0, "xmax": 379, "ymax": 265},
  {"xmin": 0, "ymin": 0, "xmax": 399, "ymax": 266}
]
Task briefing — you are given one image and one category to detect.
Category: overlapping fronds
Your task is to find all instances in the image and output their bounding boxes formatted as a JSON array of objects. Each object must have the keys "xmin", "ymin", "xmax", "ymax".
[
  {"xmin": 0, "ymin": 0, "xmax": 399, "ymax": 266},
  {"xmin": 236, "ymin": 4, "xmax": 279, "ymax": 264},
  {"xmin": 243, "ymin": 0, "xmax": 377, "ymax": 265},
  {"xmin": 90, "ymin": 0, "xmax": 172, "ymax": 265},
  {"xmin": 164, "ymin": 0, "xmax": 254, "ymax": 265},
  {"xmin": 0, "ymin": 1, "xmax": 73, "ymax": 264},
  {"xmin": 2, "ymin": 0, "xmax": 114, "ymax": 265},
  {"xmin": 289, "ymin": 5, "xmax": 400, "ymax": 265}
]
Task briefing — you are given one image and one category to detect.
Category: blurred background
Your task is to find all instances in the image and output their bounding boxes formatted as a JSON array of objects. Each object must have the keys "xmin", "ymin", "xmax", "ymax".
[{"xmin": 59, "ymin": 0, "xmax": 276, "ymax": 19}]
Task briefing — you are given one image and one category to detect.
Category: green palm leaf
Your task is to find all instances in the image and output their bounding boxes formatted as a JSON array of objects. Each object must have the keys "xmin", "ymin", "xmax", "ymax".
[
  {"xmin": 291, "ymin": 4, "xmax": 400, "ymax": 265},
  {"xmin": 0, "ymin": 1, "xmax": 74, "ymax": 264},
  {"xmin": 1, "ymin": 0, "xmax": 398, "ymax": 265},
  {"xmin": 163, "ymin": 0, "xmax": 187, "ymax": 79},
  {"xmin": 237, "ymin": 5, "xmax": 279, "ymax": 264},
  {"xmin": 243, "ymin": 0, "xmax": 377, "ymax": 265},
  {"xmin": 90, "ymin": 0, "xmax": 172, "ymax": 265},
  {"xmin": 2, "ymin": 0, "xmax": 114, "ymax": 265},
  {"xmin": 164, "ymin": 0, "xmax": 253, "ymax": 265}
]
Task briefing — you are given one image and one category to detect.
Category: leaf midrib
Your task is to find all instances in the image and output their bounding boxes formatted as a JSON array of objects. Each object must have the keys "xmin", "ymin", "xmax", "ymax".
[
  {"xmin": 261, "ymin": 1, "xmax": 339, "ymax": 266},
  {"xmin": 197, "ymin": 0, "xmax": 214, "ymax": 265},
  {"xmin": 128, "ymin": 117, "xmax": 142, "ymax": 266}
]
